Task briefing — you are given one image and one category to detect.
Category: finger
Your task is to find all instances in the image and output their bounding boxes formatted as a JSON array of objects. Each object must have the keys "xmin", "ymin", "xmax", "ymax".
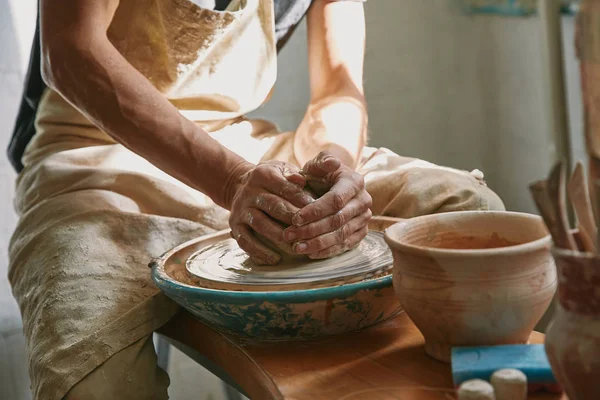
[
  {"xmin": 308, "ymin": 226, "xmax": 369, "ymax": 260},
  {"xmin": 285, "ymin": 173, "xmax": 306, "ymax": 186},
  {"xmin": 301, "ymin": 151, "xmax": 341, "ymax": 179},
  {"xmin": 253, "ymin": 167, "xmax": 314, "ymax": 208},
  {"xmin": 293, "ymin": 210, "xmax": 372, "ymax": 255},
  {"xmin": 231, "ymin": 225, "xmax": 280, "ymax": 265},
  {"xmin": 282, "ymin": 165, "xmax": 307, "ymax": 187},
  {"xmin": 283, "ymin": 193, "xmax": 371, "ymax": 242},
  {"xmin": 242, "ymin": 208, "xmax": 285, "ymax": 245},
  {"xmin": 243, "ymin": 208, "xmax": 295, "ymax": 254},
  {"xmin": 252, "ymin": 192, "xmax": 300, "ymax": 225},
  {"xmin": 292, "ymin": 177, "xmax": 361, "ymax": 226}
]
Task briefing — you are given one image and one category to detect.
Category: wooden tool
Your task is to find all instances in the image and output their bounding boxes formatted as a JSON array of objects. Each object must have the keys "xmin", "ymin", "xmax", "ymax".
[
  {"xmin": 530, "ymin": 160, "xmax": 600, "ymax": 253},
  {"xmin": 567, "ymin": 161, "xmax": 597, "ymax": 252},
  {"xmin": 546, "ymin": 162, "xmax": 577, "ymax": 250},
  {"xmin": 529, "ymin": 180, "xmax": 559, "ymax": 244},
  {"xmin": 529, "ymin": 177, "xmax": 576, "ymax": 250}
]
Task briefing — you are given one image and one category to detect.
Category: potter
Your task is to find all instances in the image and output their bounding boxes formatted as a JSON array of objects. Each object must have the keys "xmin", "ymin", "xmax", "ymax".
[{"xmin": 6, "ymin": 0, "xmax": 504, "ymax": 398}]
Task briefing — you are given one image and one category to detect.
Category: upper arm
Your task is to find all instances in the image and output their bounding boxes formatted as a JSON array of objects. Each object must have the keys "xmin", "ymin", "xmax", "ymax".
[
  {"xmin": 40, "ymin": 0, "xmax": 120, "ymax": 85},
  {"xmin": 305, "ymin": 0, "xmax": 366, "ymax": 102}
]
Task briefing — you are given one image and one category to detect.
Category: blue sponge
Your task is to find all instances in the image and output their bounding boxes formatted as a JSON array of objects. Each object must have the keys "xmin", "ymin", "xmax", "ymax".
[{"xmin": 451, "ymin": 344, "xmax": 558, "ymax": 386}]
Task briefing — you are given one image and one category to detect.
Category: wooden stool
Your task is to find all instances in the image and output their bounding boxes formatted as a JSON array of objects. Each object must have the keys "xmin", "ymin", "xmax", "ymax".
[{"xmin": 157, "ymin": 311, "xmax": 566, "ymax": 399}]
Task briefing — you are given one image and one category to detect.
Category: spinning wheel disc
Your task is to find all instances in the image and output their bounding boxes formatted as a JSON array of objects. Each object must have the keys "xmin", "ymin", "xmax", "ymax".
[{"xmin": 185, "ymin": 231, "xmax": 393, "ymax": 291}]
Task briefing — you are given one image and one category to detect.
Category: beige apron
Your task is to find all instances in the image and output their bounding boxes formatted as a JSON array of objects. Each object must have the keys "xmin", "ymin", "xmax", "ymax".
[{"xmin": 9, "ymin": 0, "xmax": 504, "ymax": 398}]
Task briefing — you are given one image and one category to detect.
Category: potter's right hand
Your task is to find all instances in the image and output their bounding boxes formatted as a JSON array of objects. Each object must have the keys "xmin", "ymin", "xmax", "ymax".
[{"xmin": 228, "ymin": 161, "xmax": 315, "ymax": 265}]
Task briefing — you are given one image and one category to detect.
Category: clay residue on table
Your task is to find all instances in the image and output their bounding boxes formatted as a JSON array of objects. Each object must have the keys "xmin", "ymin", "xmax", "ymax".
[{"xmin": 427, "ymin": 231, "xmax": 521, "ymax": 250}]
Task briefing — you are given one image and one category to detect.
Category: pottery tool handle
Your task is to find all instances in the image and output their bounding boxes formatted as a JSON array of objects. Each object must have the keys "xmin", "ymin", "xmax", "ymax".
[
  {"xmin": 529, "ymin": 180, "xmax": 575, "ymax": 250},
  {"xmin": 567, "ymin": 161, "xmax": 597, "ymax": 252},
  {"xmin": 546, "ymin": 162, "xmax": 577, "ymax": 250}
]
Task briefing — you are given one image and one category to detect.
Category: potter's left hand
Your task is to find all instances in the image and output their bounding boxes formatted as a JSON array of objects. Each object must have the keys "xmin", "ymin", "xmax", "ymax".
[{"xmin": 283, "ymin": 151, "xmax": 372, "ymax": 259}]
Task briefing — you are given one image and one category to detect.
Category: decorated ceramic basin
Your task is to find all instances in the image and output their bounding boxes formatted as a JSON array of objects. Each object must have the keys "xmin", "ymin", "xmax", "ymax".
[{"xmin": 150, "ymin": 217, "xmax": 403, "ymax": 341}]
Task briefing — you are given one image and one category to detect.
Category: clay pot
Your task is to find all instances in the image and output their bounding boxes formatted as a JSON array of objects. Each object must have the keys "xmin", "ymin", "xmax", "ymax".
[
  {"xmin": 384, "ymin": 211, "xmax": 556, "ymax": 363},
  {"xmin": 545, "ymin": 248, "xmax": 600, "ymax": 400}
]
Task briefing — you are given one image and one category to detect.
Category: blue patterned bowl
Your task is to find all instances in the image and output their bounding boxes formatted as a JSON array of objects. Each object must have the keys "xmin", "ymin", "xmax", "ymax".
[{"xmin": 151, "ymin": 229, "xmax": 402, "ymax": 341}]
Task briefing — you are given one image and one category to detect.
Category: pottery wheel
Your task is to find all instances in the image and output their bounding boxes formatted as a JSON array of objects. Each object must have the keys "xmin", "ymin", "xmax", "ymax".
[{"xmin": 185, "ymin": 231, "xmax": 393, "ymax": 291}]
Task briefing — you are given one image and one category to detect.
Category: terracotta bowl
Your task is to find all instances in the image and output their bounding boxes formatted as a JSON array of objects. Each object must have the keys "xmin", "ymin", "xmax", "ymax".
[{"xmin": 384, "ymin": 211, "xmax": 557, "ymax": 363}]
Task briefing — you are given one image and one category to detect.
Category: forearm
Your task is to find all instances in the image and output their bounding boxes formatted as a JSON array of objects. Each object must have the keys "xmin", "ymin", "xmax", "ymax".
[
  {"xmin": 295, "ymin": 95, "xmax": 367, "ymax": 168},
  {"xmin": 296, "ymin": 0, "xmax": 367, "ymax": 168},
  {"xmin": 44, "ymin": 34, "xmax": 251, "ymax": 209}
]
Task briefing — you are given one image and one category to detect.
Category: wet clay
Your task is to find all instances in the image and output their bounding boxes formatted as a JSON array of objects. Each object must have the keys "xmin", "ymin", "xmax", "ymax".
[
  {"xmin": 252, "ymin": 186, "xmax": 318, "ymax": 263},
  {"xmin": 167, "ymin": 261, "xmax": 391, "ymax": 292},
  {"xmin": 184, "ymin": 231, "xmax": 393, "ymax": 291}
]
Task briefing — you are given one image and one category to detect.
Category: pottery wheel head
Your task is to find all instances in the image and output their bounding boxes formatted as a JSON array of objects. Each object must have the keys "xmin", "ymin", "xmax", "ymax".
[{"xmin": 186, "ymin": 231, "xmax": 393, "ymax": 290}]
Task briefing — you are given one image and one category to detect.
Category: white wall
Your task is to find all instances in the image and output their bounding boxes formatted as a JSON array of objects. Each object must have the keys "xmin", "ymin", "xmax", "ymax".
[
  {"xmin": 253, "ymin": 0, "xmax": 586, "ymax": 214},
  {"xmin": 0, "ymin": 2, "xmax": 34, "ymax": 399}
]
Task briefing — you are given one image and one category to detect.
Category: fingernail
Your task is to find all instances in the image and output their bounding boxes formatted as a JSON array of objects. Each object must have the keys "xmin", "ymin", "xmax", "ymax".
[
  {"xmin": 319, "ymin": 156, "xmax": 333, "ymax": 166},
  {"xmin": 292, "ymin": 214, "xmax": 304, "ymax": 226},
  {"xmin": 294, "ymin": 242, "xmax": 308, "ymax": 253}
]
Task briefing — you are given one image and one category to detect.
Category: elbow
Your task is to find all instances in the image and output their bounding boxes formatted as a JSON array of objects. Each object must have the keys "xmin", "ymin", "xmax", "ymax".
[
  {"xmin": 40, "ymin": 36, "xmax": 74, "ymax": 93},
  {"xmin": 40, "ymin": 36, "xmax": 61, "ymax": 91},
  {"xmin": 40, "ymin": 34, "xmax": 94, "ymax": 94},
  {"xmin": 312, "ymin": 71, "xmax": 366, "ymax": 106}
]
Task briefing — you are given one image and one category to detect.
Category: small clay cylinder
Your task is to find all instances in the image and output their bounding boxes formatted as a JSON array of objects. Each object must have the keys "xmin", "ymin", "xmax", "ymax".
[
  {"xmin": 490, "ymin": 369, "xmax": 527, "ymax": 400},
  {"xmin": 457, "ymin": 379, "xmax": 495, "ymax": 400}
]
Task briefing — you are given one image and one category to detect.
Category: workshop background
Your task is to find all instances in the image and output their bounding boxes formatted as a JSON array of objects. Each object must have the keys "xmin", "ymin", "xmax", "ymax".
[{"xmin": 0, "ymin": 0, "xmax": 585, "ymax": 399}]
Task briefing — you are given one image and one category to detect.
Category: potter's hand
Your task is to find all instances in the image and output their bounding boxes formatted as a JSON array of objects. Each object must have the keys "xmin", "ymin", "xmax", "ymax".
[
  {"xmin": 229, "ymin": 161, "xmax": 315, "ymax": 266},
  {"xmin": 283, "ymin": 151, "xmax": 372, "ymax": 259}
]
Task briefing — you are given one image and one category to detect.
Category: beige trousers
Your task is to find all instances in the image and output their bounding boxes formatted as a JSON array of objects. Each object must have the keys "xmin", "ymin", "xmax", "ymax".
[{"xmin": 64, "ymin": 337, "xmax": 170, "ymax": 400}]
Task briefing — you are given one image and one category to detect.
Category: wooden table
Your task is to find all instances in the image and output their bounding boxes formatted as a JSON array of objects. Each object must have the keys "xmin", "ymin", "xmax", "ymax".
[{"xmin": 159, "ymin": 311, "xmax": 566, "ymax": 400}]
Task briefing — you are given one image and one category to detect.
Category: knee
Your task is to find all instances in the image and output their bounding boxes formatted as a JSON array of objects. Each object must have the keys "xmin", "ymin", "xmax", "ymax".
[
  {"xmin": 446, "ymin": 183, "xmax": 505, "ymax": 213},
  {"xmin": 368, "ymin": 167, "xmax": 505, "ymax": 219},
  {"xmin": 425, "ymin": 169, "xmax": 505, "ymax": 214}
]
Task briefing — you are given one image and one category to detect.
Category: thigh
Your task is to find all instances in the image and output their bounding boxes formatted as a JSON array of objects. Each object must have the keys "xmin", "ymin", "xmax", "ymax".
[
  {"xmin": 357, "ymin": 148, "xmax": 505, "ymax": 218},
  {"xmin": 64, "ymin": 335, "xmax": 169, "ymax": 400},
  {"xmin": 9, "ymin": 187, "xmax": 212, "ymax": 399}
]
